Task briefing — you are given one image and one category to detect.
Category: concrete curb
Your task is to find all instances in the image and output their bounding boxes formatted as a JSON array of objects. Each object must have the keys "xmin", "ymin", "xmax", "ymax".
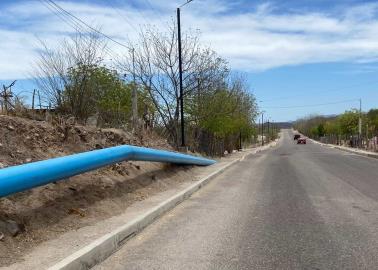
[
  {"xmin": 307, "ymin": 137, "xmax": 378, "ymax": 159},
  {"xmin": 49, "ymin": 142, "xmax": 277, "ymax": 270}
]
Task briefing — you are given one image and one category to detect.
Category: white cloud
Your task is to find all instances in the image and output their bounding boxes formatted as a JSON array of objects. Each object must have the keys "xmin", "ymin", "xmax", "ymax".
[{"xmin": 1, "ymin": 0, "xmax": 378, "ymax": 79}]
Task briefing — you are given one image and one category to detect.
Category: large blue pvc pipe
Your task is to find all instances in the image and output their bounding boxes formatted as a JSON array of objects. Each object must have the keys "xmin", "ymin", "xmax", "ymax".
[{"xmin": 0, "ymin": 145, "xmax": 215, "ymax": 198}]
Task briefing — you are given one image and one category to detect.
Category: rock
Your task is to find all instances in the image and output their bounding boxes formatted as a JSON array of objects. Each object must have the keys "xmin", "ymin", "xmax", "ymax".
[
  {"xmin": 0, "ymin": 162, "xmax": 6, "ymax": 169},
  {"xmin": 25, "ymin": 158, "xmax": 32, "ymax": 163},
  {"xmin": 0, "ymin": 220, "xmax": 24, "ymax": 237},
  {"xmin": 0, "ymin": 232, "xmax": 4, "ymax": 241},
  {"xmin": 6, "ymin": 220, "xmax": 24, "ymax": 237},
  {"xmin": 7, "ymin": 125, "xmax": 15, "ymax": 131}
]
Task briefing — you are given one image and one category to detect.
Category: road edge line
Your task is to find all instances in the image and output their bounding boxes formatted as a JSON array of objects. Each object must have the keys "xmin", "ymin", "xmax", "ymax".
[{"xmin": 48, "ymin": 142, "xmax": 276, "ymax": 270}]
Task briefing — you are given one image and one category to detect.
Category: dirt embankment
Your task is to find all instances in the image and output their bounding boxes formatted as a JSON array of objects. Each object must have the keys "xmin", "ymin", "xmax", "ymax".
[{"xmin": 0, "ymin": 115, "xmax": 200, "ymax": 266}]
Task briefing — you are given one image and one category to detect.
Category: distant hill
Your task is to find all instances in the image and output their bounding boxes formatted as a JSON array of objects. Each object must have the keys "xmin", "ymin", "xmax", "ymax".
[{"xmin": 275, "ymin": 122, "xmax": 293, "ymax": 129}]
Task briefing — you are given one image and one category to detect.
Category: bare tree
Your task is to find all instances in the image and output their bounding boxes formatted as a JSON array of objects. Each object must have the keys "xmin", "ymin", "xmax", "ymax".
[
  {"xmin": 34, "ymin": 31, "xmax": 107, "ymax": 122},
  {"xmin": 120, "ymin": 22, "xmax": 229, "ymax": 147}
]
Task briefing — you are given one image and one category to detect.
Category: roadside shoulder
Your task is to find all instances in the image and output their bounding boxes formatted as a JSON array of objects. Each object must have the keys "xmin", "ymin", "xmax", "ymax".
[
  {"xmin": 4, "ymin": 141, "xmax": 278, "ymax": 270},
  {"xmin": 307, "ymin": 137, "xmax": 378, "ymax": 159}
]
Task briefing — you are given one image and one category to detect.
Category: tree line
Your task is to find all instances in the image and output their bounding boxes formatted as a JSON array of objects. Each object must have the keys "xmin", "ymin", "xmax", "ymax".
[
  {"xmin": 33, "ymin": 23, "xmax": 259, "ymax": 155},
  {"xmin": 294, "ymin": 108, "xmax": 378, "ymax": 148}
]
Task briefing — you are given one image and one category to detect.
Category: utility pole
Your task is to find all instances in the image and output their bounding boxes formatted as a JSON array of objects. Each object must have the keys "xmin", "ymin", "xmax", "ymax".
[
  {"xmin": 267, "ymin": 120, "xmax": 270, "ymax": 142},
  {"xmin": 261, "ymin": 112, "xmax": 264, "ymax": 146},
  {"xmin": 131, "ymin": 48, "xmax": 138, "ymax": 133},
  {"xmin": 177, "ymin": 7, "xmax": 185, "ymax": 147},
  {"xmin": 258, "ymin": 119, "xmax": 260, "ymax": 145},
  {"xmin": 197, "ymin": 77, "xmax": 201, "ymax": 120},
  {"xmin": 176, "ymin": 0, "xmax": 194, "ymax": 149},
  {"xmin": 32, "ymin": 89, "xmax": 36, "ymax": 110},
  {"xmin": 239, "ymin": 131, "xmax": 242, "ymax": 150},
  {"xmin": 359, "ymin": 98, "xmax": 362, "ymax": 148},
  {"xmin": 366, "ymin": 123, "xmax": 369, "ymax": 150},
  {"xmin": 38, "ymin": 90, "xmax": 42, "ymax": 109}
]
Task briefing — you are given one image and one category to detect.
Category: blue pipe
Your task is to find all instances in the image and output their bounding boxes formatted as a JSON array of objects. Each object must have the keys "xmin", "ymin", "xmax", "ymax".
[{"xmin": 0, "ymin": 145, "xmax": 215, "ymax": 198}]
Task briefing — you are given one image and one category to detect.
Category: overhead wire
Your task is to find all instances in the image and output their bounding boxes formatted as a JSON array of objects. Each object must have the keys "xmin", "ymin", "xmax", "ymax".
[
  {"xmin": 41, "ymin": 0, "xmax": 118, "ymax": 60},
  {"xmin": 110, "ymin": 0, "xmax": 150, "ymax": 27},
  {"xmin": 142, "ymin": 0, "xmax": 167, "ymax": 27},
  {"xmin": 105, "ymin": 0, "xmax": 140, "ymax": 31},
  {"xmin": 40, "ymin": 0, "xmax": 83, "ymax": 33},
  {"xmin": 43, "ymin": 0, "xmax": 131, "ymax": 50},
  {"xmin": 39, "ymin": 0, "xmax": 126, "ymax": 62}
]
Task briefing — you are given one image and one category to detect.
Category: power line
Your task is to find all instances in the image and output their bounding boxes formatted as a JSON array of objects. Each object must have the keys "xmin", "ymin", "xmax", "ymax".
[
  {"xmin": 39, "ymin": 0, "xmax": 125, "ymax": 61},
  {"xmin": 41, "ymin": 0, "xmax": 115, "ymax": 60},
  {"xmin": 142, "ymin": 0, "xmax": 166, "ymax": 27},
  {"xmin": 261, "ymin": 98, "xmax": 359, "ymax": 109},
  {"xmin": 179, "ymin": 0, "xmax": 194, "ymax": 8},
  {"xmin": 134, "ymin": 5, "xmax": 154, "ymax": 27},
  {"xmin": 43, "ymin": 0, "xmax": 131, "ymax": 50},
  {"xmin": 105, "ymin": 0, "xmax": 140, "ymax": 32},
  {"xmin": 40, "ymin": 0, "xmax": 83, "ymax": 33}
]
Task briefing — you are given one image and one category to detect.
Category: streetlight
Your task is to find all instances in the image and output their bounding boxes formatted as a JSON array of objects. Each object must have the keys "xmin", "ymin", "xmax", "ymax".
[{"xmin": 177, "ymin": 0, "xmax": 194, "ymax": 148}]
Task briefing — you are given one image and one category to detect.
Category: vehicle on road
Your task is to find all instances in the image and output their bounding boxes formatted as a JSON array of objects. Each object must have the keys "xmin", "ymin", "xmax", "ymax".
[
  {"xmin": 294, "ymin": 134, "xmax": 301, "ymax": 140},
  {"xmin": 297, "ymin": 137, "xmax": 306, "ymax": 144}
]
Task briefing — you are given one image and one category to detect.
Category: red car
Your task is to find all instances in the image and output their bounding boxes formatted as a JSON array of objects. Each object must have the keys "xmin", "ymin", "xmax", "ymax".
[{"xmin": 297, "ymin": 137, "xmax": 306, "ymax": 144}]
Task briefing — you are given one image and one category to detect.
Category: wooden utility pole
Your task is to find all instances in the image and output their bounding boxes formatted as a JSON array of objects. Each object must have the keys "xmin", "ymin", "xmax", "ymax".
[
  {"xmin": 261, "ymin": 113, "xmax": 264, "ymax": 146},
  {"xmin": 358, "ymin": 98, "xmax": 362, "ymax": 148},
  {"xmin": 131, "ymin": 48, "xmax": 138, "ymax": 132},
  {"xmin": 177, "ymin": 7, "xmax": 185, "ymax": 147},
  {"xmin": 366, "ymin": 123, "xmax": 369, "ymax": 149},
  {"xmin": 197, "ymin": 77, "xmax": 201, "ymax": 122},
  {"xmin": 38, "ymin": 90, "xmax": 42, "ymax": 109},
  {"xmin": 176, "ymin": 0, "xmax": 194, "ymax": 149},
  {"xmin": 32, "ymin": 89, "xmax": 36, "ymax": 110}
]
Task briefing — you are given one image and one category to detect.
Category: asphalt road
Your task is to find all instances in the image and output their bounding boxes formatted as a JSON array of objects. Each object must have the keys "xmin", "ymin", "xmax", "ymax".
[{"xmin": 95, "ymin": 129, "xmax": 378, "ymax": 270}]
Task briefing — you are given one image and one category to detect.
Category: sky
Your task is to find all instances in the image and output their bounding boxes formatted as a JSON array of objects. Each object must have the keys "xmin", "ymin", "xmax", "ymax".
[{"xmin": 0, "ymin": 0, "xmax": 378, "ymax": 121}]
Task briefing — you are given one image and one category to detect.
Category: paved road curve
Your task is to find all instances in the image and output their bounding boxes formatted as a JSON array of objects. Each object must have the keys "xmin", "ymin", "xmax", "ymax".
[{"xmin": 95, "ymin": 130, "xmax": 378, "ymax": 270}]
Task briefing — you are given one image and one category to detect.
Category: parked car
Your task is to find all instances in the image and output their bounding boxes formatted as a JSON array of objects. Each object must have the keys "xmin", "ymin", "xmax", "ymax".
[
  {"xmin": 294, "ymin": 134, "xmax": 301, "ymax": 140},
  {"xmin": 297, "ymin": 137, "xmax": 306, "ymax": 144}
]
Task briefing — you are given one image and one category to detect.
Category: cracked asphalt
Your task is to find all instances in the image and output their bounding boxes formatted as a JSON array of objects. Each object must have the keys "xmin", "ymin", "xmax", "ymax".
[{"xmin": 95, "ymin": 129, "xmax": 378, "ymax": 270}]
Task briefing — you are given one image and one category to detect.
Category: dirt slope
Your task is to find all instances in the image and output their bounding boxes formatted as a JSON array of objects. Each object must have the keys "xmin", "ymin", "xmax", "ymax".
[{"xmin": 0, "ymin": 115, "xmax": 200, "ymax": 266}]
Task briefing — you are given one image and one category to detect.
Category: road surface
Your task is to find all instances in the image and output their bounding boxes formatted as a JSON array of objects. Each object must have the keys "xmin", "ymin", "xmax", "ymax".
[{"xmin": 95, "ymin": 130, "xmax": 378, "ymax": 270}]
